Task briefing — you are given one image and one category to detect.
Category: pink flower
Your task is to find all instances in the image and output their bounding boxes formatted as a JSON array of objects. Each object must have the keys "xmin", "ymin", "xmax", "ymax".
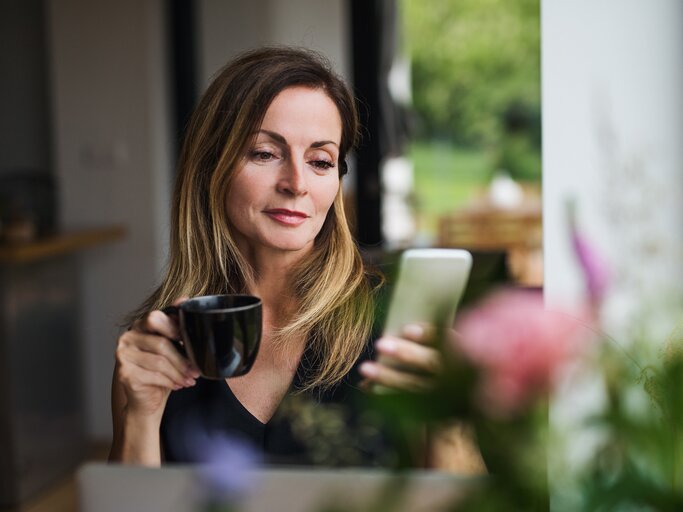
[{"xmin": 454, "ymin": 288, "xmax": 590, "ymax": 418}]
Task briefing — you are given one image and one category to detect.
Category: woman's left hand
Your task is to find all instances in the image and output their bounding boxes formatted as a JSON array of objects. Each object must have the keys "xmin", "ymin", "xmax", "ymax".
[{"xmin": 358, "ymin": 324, "xmax": 444, "ymax": 392}]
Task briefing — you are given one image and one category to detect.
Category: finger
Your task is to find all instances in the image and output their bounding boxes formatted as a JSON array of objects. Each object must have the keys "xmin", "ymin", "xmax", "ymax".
[
  {"xmin": 124, "ymin": 362, "xmax": 184, "ymax": 392},
  {"xmin": 401, "ymin": 323, "xmax": 436, "ymax": 345},
  {"xmin": 138, "ymin": 332, "xmax": 199, "ymax": 377},
  {"xmin": 375, "ymin": 336, "xmax": 443, "ymax": 375},
  {"xmin": 172, "ymin": 296, "xmax": 189, "ymax": 306},
  {"xmin": 140, "ymin": 310, "xmax": 181, "ymax": 341},
  {"xmin": 123, "ymin": 349, "xmax": 196, "ymax": 389},
  {"xmin": 121, "ymin": 331, "xmax": 198, "ymax": 378},
  {"xmin": 116, "ymin": 353, "xmax": 184, "ymax": 392},
  {"xmin": 359, "ymin": 361, "xmax": 434, "ymax": 392}
]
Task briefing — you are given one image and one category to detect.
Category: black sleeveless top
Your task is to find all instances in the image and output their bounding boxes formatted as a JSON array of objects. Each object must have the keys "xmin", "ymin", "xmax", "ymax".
[{"xmin": 160, "ymin": 338, "xmax": 395, "ymax": 467}]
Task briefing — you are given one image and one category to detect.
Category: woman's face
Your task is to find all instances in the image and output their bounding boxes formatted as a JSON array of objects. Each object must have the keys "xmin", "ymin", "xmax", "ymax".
[{"xmin": 226, "ymin": 86, "xmax": 342, "ymax": 258}]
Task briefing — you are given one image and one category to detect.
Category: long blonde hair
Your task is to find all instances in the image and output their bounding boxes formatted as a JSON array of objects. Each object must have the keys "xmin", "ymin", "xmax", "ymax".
[{"xmin": 130, "ymin": 47, "xmax": 381, "ymax": 391}]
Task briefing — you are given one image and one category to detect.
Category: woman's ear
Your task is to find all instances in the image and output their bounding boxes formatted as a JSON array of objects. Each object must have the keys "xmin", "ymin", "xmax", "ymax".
[{"xmin": 339, "ymin": 159, "xmax": 348, "ymax": 177}]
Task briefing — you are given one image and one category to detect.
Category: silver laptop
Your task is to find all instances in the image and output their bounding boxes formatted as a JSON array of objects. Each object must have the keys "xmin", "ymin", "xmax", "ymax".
[{"xmin": 78, "ymin": 463, "xmax": 475, "ymax": 512}]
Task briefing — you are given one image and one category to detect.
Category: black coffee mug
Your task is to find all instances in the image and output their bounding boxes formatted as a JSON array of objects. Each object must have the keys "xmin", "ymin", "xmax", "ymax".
[{"xmin": 162, "ymin": 295, "xmax": 262, "ymax": 380}]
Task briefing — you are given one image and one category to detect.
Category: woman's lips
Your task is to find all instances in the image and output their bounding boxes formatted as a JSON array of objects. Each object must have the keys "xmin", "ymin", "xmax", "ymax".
[{"xmin": 263, "ymin": 209, "xmax": 309, "ymax": 226}]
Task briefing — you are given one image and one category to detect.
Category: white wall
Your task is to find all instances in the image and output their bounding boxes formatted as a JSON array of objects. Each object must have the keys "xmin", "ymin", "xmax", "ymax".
[
  {"xmin": 47, "ymin": 0, "xmax": 171, "ymax": 440},
  {"xmin": 198, "ymin": 0, "xmax": 350, "ymax": 87},
  {"xmin": 197, "ymin": 0, "xmax": 272, "ymax": 84},
  {"xmin": 543, "ymin": 0, "xmax": 683, "ymax": 333},
  {"xmin": 267, "ymin": 0, "xmax": 350, "ymax": 79},
  {"xmin": 542, "ymin": 0, "xmax": 683, "ymax": 506}
]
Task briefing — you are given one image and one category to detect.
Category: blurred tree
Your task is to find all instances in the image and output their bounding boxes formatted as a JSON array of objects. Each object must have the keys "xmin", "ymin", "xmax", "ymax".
[
  {"xmin": 494, "ymin": 101, "xmax": 542, "ymax": 181},
  {"xmin": 402, "ymin": 0, "xmax": 541, "ymax": 180}
]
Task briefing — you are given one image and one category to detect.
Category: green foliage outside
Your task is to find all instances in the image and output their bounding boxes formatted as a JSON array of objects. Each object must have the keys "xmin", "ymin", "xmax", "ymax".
[
  {"xmin": 409, "ymin": 142, "xmax": 490, "ymax": 235},
  {"xmin": 401, "ymin": 0, "xmax": 542, "ymax": 191}
]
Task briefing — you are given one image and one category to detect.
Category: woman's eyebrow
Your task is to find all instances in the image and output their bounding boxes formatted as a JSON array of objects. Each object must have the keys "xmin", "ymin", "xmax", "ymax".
[
  {"xmin": 259, "ymin": 129, "xmax": 287, "ymax": 144},
  {"xmin": 258, "ymin": 129, "xmax": 338, "ymax": 149},
  {"xmin": 311, "ymin": 140, "xmax": 338, "ymax": 149}
]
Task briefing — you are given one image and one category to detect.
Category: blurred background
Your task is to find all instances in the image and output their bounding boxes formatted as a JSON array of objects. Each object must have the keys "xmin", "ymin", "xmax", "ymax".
[{"xmin": 1, "ymin": 0, "xmax": 682, "ymax": 510}]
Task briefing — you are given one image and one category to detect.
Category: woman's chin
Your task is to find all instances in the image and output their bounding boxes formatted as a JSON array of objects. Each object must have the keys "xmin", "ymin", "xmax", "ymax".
[{"xmin": 261, "ymin": 237, "xmax": 315, "ymax": 255}]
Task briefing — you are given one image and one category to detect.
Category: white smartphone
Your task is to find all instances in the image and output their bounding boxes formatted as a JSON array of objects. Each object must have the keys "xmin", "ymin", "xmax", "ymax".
[{"xmin": 378, "ymin": 249, "xmax": 472, "ymax": 373}]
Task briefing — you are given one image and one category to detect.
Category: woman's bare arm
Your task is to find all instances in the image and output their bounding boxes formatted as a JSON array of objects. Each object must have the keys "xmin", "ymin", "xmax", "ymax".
[
  {"xmin": 108, "ymin": 309, "xmax": 198, "ymax": 466},
  {"xmin": 426, "ymin": 421, "xmax": 487, "ymax": 474},
  {"xmin": 109, "ymin": 362, "xmax": 163, "ymax": 466}
]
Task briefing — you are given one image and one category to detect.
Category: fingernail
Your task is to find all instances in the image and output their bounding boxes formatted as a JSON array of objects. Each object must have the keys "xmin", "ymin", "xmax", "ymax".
[
  {"xmin": 403, "ymin": 324, "xmax": 425, "ymax": 339},
  {"xmin": 376, "ymin": 338, "xmax": 397, "ymax": 354},
  {"xmin": 185, "ymin": 378, "xmax": 195, "ymax": 387},
  {"xmin": 185, "ymin": 365, "xmax": 200, "ymax": 379},
  {"xmin": 359, "ymin": 362, "xmax": 379, "ymax": 378}
]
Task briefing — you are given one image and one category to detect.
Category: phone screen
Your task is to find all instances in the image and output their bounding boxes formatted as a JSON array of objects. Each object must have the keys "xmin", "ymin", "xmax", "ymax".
[{"xmin": 382, "ymin": 249, "xmax": 472, "ymax": 337}]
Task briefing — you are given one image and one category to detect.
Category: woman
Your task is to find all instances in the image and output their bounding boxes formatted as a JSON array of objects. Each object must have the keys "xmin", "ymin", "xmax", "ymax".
[{"xmin": 109, "ymin": 47, "xmax": 459, "ymax": 467}]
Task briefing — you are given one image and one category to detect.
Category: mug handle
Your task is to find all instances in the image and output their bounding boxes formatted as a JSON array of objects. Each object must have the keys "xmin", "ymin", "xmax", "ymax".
[{"xmin": 161, "ymin": 305, "xmax": 188, "ymax": 358}]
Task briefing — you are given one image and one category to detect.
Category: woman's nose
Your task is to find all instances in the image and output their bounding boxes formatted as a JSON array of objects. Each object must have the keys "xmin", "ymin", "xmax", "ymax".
[{"xmin": 276, "ymin": 157, "xmax": 308, "ymax": 196}]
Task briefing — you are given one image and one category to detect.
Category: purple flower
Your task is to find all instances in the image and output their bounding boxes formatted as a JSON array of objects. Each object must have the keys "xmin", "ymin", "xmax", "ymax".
[
  {"xmin": 191, "ymin": 430, "xmax": 262, "ymax": 504},
  {"xmin": 567, "ymin": 200, "xmax": 611, "ymax": 307}
]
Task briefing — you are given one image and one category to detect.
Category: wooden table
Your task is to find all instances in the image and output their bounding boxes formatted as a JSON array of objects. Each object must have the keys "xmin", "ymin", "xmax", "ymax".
[{"xmin": 437, "ymin": 200, "xmax": 543, "ymax": 287}]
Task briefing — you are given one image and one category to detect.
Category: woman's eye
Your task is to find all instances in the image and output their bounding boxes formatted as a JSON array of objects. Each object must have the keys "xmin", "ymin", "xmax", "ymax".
[
  {"xmin": 310, "ymin": 160, "xmax": 335, "ymax": 170},
  {"xmin": 251, "ymin": 151, "xmax": 276, "ymax": 162}
]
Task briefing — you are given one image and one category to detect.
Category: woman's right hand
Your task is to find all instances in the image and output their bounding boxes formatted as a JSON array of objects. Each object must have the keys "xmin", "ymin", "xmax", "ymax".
[{"xmin": 114, "ymin": 307, "xmax": 200, "ymax": 421}]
